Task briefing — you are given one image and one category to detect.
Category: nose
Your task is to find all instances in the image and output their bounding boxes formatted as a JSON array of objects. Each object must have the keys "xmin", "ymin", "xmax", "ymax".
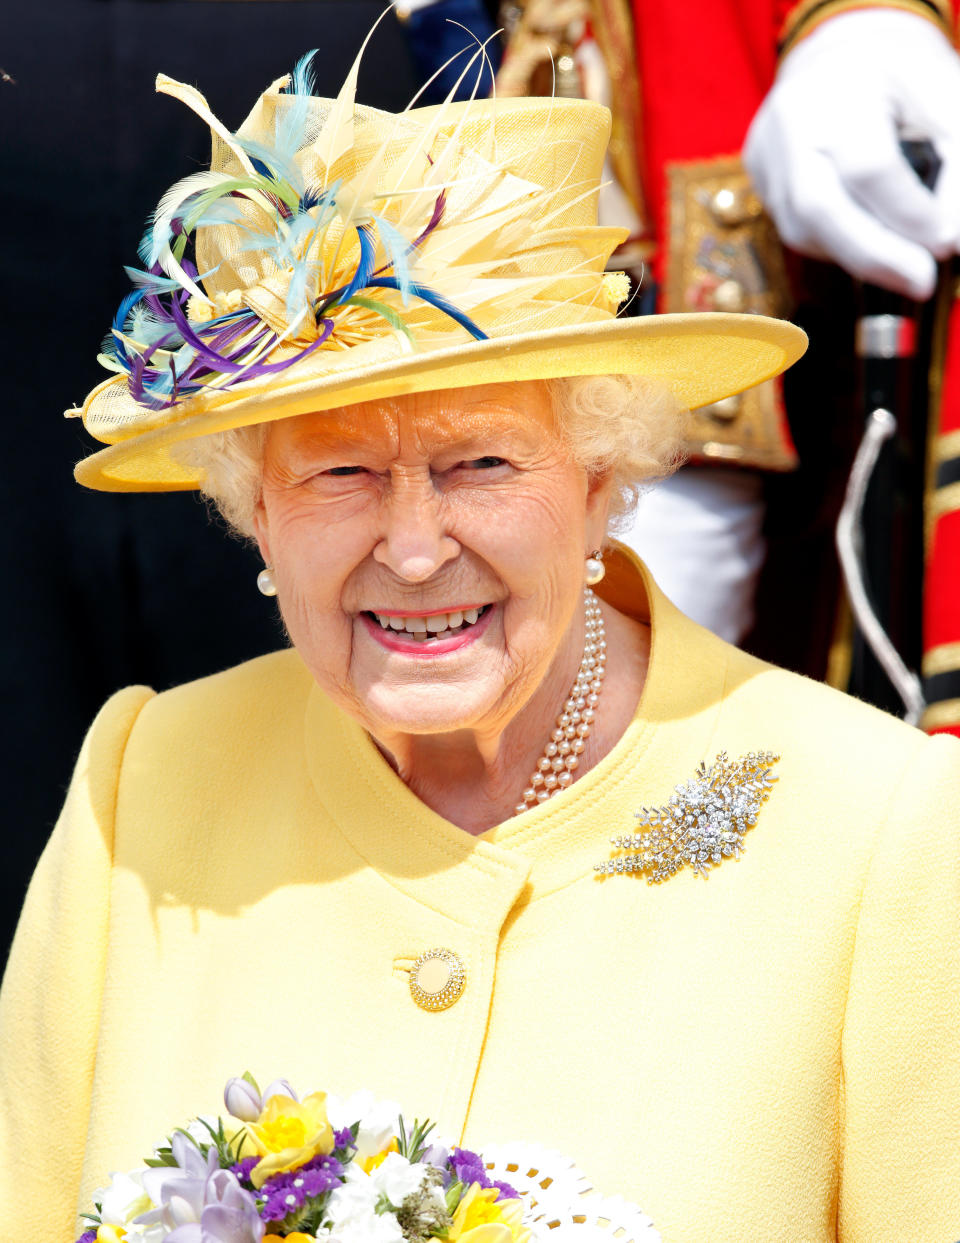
[{"xmin": 372, "ymin": 467, "xmax": 460, "ymax": 582}]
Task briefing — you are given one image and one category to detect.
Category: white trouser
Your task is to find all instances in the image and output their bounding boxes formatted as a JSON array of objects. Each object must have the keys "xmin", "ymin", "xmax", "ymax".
[{"xmin": 617, "ymin": 466, "xmax": 766, "ymax": 645}]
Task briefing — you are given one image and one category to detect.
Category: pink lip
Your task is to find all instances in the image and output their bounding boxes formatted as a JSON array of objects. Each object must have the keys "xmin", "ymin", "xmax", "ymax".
[{"xmin": 359, "ymin": 604, "xmax": 495, "ymax": 656}]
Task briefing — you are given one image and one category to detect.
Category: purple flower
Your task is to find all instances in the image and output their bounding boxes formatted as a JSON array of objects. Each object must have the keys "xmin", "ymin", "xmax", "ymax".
[
  {"xmin": 258, "ymin": 1152, "xmax": 343, "ymax": 1221},
  {"xmin": 75, "ymin": 1232, "xmax": 98, "ymax": 1243},
  {"xmin": 298, "ymin": 1159, "xmax": 341, "ymax": 1196},
  {"xmin": 225, "ymin": 1077, "xmax": 262, "ymax": 1122},
  {"xmin": 140, "ymin": 1132, "xmax": 221, "ymax": 1213},
  {"xmin": 422, "ymin": 1143, "xmax": 451, "ymax": 1177},
  {"xmin": 450, "ymin": 1147, "xmax": 492, "ymax": 1190},
  {"xmin": 261, "ymin": 1179, "xmax": 303, "ymax": 1224},
  {"xmin": 493, "ymin": 1180, "xmax": 519, "ymax": 1201},
  {"xmin": 230, "ymin": 1156, "xmax": 260, "ymax": 1187},
  {"xmin": 137, "ymin": 1134, "xmax": 263, "ymax": 1242},
  {"xmin": 164, "ymin": 1169, "xmax": 264, "ymax": 1243},
  {"xmin": 334, "ymin": 1126, "xmax": 355, "ymax": 1150},
  {"xmin": 262, "ymin": 1078, "xmax": 299, "ymax": 1103}
]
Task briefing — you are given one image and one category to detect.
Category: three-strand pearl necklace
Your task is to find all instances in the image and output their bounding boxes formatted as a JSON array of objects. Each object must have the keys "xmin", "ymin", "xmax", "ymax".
[{"xmin": 515, "ymin": 588, "xmax": 606, "ymax": 815}]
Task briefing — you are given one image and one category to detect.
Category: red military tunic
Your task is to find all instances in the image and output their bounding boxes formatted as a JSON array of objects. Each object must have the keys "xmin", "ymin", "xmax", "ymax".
[{"xmin": 625, "ymin": 0, "xmax": 960, "ymax": 733}]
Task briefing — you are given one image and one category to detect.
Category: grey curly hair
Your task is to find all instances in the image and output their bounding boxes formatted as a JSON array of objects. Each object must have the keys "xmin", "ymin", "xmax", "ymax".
[{"xmin": 175, "ymin": 375, "xmax": 688, "ymax": 540}]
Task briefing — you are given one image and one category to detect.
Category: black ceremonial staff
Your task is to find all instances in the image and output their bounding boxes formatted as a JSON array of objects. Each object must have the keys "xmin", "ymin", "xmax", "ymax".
[{"xmin": 837, "ymin": 139, "xmax": 941, "ymax": 721}]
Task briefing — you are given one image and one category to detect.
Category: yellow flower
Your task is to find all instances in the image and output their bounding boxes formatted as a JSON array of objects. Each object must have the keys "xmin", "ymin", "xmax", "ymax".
[
  {"xmin": 95, "ymin": 1228, "xmax": 127, "ymax": 1243},
  {"xmin": 241, "ymin": 1091, "xmax": 334, "ymax": 1189},
  {"xmin": 444, "ymin": 1183, "xmax": 530, "ymax": 1243},
  {"xmin": 265, "ymin": 1236, "xmax": 315, "ymax": 1243},
  {"xmin": 358, "ymin": 1137, "xmax": 399, "ymax": 1173}
]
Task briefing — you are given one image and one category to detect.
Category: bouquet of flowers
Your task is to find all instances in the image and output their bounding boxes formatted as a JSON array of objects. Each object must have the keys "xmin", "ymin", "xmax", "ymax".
[{"xmin": 76, "ymin": 1075, "xmax": 660, "ymax": 1243}]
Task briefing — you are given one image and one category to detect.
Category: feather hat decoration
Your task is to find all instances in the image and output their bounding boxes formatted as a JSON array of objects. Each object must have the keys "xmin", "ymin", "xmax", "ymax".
[{"xmin": 72, "ymin": 25, "xmax": 806, "ymax": 492}]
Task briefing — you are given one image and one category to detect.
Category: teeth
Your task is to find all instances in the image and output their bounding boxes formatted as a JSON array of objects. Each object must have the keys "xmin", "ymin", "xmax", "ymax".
[{"xmin": 370, "ymin": 605, "xmax": 487, "ymax": 636}]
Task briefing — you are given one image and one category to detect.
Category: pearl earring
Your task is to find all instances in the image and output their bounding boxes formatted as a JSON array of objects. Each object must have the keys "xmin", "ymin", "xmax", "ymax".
[
  {"xmin": 256, "ymin": 566, "xmax": 277, "ymax": 597},
  {"xmin": 584, "ymin": 550, "xmax": 605, "ymax": 586}
]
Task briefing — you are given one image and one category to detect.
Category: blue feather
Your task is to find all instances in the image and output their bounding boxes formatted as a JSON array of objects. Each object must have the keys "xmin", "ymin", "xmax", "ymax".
[
  {"xmin": 334, "ymin": 225, "xmax": 376, "ymax": 306},
  {"xmin": 269, "ymin": 49, "xmax": 320, "ymax": 180},
  {"xmin": 136, "ymin": 228, "xmax": 156, "ymax": 269},
  {"xmin": 373, "ymin": 216, "xmax": 414, "ymax": 307},
  {"xmin": 123, "ymin": 266, "xmax": 185, "ymax": 296},
  {"xmin": 368, "ymin": 277, "xmax": 487, "ymax": 339},
  {"xmin": 302, "ymin": 179, "xmax": 340, "ymax": 212},
  {"xmin": 284, "ymin": 49, "xmax": 318, "ymax": 99},
  {"xmin": 109, "ymin": 289, "xmax": 148, "ymax": 363},
  {"xmin": 237, "ymin": 137, "xmax": 305, "ymax": 196},
  {"xmin": 285, "ymin": 257, "xmax": 319, "ymax": 327}
]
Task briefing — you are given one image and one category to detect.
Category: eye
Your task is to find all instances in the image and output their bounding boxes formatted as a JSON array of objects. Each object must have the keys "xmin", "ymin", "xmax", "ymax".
[
  {"xmin": 460, "ymin": 456, "xmax": 507, "ymax": 470},
  {"xmin": 324, "ymin": 465, "xmax": 367, "ymax": 476}
]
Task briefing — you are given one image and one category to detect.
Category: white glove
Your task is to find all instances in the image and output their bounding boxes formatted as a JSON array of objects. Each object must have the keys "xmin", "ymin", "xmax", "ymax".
[{"xmin": 744, "ymin": 10, "xmax": 960, "ymax": 298}]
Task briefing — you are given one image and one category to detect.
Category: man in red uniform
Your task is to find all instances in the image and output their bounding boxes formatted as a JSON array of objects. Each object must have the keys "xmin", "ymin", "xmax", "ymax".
[{"xmin": 400, "ymin": 0, "xmax": 960, "ymax": 733}]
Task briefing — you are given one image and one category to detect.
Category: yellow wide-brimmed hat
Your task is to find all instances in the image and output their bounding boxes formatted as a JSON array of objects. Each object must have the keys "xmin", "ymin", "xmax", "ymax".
[{"xmin": 72, "ymin": 40, "xmax": 806, "ymax": 493}]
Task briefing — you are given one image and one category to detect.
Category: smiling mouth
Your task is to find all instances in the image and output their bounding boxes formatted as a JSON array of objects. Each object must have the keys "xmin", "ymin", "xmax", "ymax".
[{"xmin": 365, "ymin": 604, "xmax": 492, "ymax": 642}]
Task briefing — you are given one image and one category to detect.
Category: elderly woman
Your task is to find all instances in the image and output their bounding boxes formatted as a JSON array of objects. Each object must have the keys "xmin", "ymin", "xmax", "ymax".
[{"xmin": 1, "ymin": 44, "xmax": 958, "ymax": 1243}]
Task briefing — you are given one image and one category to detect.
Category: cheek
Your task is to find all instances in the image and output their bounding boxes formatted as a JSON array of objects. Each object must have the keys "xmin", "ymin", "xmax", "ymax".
[
  {"xmin": 470, "ymin": 476, "xmax": 587, "ymax": 596},
  {"xmin": 263, "ymin": 495, "xmax": 374, "ymax": 642}
]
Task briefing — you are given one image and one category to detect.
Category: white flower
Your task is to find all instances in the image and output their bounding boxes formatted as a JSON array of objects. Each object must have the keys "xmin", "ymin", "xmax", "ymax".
[
  {"xmin": 184, "ymin": 1114, "xmax": 221, "ymax": 1145},
  {"xmin": 330, "ymin": 1205, "xmax": 405, "ymax": 1243},
  {"xmin": 326, "ymin": 1163, "xmax": 377, "ymax": 1219},
  {"xmin": 369, "ymin": 1153, "xmax": 436, "ymax": 1207},
  {"xmin": 96, "ymin": 1170, "xmax": 154, "ymax": 1224},
  {"xmin": 325, "ymin": 1168, "xmax": 405, "ymax": 1243},
  {"xmin": 93, "ymin": 1170, "xmax": 165, "ymax": 1242},
  {"xmin": 326, "ymin": 1089, "xmax": 402, "ymax": 1159}
]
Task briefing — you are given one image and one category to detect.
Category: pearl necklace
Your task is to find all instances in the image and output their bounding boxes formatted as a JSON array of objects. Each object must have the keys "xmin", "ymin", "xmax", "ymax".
[{"xmin": 515, "ymin": 589, "xmax": 606, "ymax": 815}]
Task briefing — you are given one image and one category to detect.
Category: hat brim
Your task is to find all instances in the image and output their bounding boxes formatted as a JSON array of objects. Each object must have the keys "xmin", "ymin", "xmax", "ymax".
[{"xmin": 73, "ymin": 312, "xmax": 807, "ymax": 492}]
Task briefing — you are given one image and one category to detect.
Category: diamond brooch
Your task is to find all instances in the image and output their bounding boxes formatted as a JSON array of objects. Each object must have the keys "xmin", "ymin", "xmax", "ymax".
[{"xmin": 595, "ymin": 750, "xmax": 780, "ymax": 881}]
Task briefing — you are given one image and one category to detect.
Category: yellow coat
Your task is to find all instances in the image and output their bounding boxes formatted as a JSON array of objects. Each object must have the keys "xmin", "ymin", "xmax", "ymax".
[{"xmin": 2, "ymin": 551, "xmax": 959, "ymax": 1242}]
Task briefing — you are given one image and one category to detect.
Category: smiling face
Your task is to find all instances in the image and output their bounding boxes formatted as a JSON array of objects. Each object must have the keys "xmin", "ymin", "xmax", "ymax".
[{"xmin": 252, "ymin": 380, "xmax": 612, "ymax": 744}]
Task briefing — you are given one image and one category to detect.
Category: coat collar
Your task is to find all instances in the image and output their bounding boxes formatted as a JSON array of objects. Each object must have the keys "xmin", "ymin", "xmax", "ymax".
[{"xmin": 303, "ymin": 545, "xmax": 732, "ymax": 916}]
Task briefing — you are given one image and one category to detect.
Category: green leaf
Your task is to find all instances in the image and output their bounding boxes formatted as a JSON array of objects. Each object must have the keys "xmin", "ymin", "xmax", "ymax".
[
  {"xmin": 340, "ymin": 295, "xmax": 415, "ymax": 345},
  {"xmin": 445, "ymin": 1180, "xmax": 466, "ymax": 1214}
]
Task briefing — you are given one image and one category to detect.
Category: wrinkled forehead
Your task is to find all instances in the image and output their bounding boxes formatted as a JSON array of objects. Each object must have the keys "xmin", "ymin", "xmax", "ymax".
[{"xmin": 264, "ymin": 380, "xmax": 562, "ymax": 460}]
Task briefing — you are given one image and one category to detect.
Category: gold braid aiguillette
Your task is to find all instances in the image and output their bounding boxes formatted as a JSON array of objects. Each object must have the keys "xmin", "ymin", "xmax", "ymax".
[{"xmin": 595, "ymin": 751, "xmax": 780, "ymax": 881}]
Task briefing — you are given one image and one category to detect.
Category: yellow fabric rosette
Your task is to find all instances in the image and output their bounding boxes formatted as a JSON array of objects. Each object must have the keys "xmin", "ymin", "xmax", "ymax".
[
  {"xmin": 240, "ymin": 1090, "xmax": 335, "ymax": 1189},
  {"xmin": 443, "ymin": 1183, "xmax": 531, "ymax": 1243}
]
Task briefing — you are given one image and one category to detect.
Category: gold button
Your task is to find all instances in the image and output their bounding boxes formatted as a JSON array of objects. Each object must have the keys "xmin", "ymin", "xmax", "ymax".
[
  {"xmin": 711, "ymin": 279, "xmax": 746, "ymax": 313},
  {"xmin": 702, "ymin": 394, "xmax": 742, "ymax": 423},
  {"xmin": 409, "ymin": 948, "xmax": 466, "ymax": 1012},
  {"xmin": 708, "ymin": 186, "xmax": 762, "ymax": 227}
]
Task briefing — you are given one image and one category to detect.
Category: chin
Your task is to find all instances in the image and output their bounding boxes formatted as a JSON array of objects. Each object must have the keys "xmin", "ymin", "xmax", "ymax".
[{"xmin": 358, "ymin": 683, "xmax": 498, "ymax": 736}]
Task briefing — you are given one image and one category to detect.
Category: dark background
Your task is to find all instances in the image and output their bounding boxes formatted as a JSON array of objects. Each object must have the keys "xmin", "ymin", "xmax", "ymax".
[{"xmin": 1, "ymin": 0, "xmax": 423, "ymax": 969}]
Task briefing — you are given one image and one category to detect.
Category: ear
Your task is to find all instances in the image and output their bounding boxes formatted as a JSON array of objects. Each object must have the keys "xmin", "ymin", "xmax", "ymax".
[
  {"xmin": 251, "ymin": 497, "xmax": 273, "ymax": 568},
  {"xmin": 584, "ymin": 466, "xmax": 614, "ymax": 552}
]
